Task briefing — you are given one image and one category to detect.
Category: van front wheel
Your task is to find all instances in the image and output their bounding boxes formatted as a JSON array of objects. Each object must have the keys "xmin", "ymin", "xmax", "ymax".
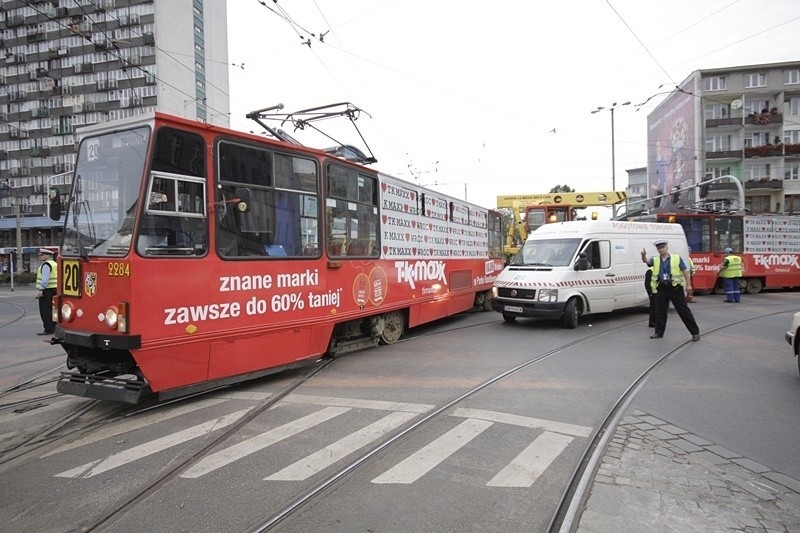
[{"xmin": 562, "ymin": 299, "xmax": 579, "ymax": 329}]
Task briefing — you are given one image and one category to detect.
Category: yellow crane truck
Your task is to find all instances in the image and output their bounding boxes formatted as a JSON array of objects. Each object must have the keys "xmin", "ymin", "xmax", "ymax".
[{"xmin": 497, "ymin": 191, "xmax": 627, "ymax": 258}]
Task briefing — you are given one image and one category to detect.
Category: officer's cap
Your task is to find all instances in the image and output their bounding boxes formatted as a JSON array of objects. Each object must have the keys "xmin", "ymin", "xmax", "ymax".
[
  {"xmin": 724, "ymin": 247, "xmax": 733, "ymax": 253},
  {"xmin": 653, "ymin": 239, "xmax": 668, "ymax": 247},
  {"xmin": 38, "ymin": 248, "xmax": 54, "ymax": 255}
]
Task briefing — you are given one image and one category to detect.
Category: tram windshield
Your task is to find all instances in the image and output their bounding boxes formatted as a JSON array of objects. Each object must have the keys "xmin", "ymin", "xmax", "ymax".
[
  {"xmin": 512, "ymin": 238, "xmax": 581, "ymax": 267},
  {"xmin": 61, "ymin": 126, "xmax": 150, "ymax": 257}
]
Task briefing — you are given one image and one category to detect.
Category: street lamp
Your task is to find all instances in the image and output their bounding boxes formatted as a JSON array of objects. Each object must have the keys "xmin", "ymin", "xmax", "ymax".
[{"xmin": 591, "ymin": 101, "xmax": 631, "ymax": 192}]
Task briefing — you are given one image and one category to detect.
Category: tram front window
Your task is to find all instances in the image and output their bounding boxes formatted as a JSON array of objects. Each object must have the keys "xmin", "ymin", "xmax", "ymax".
[{"xmin": 62, "ymin": 126, "xmax": 150, "ymax": 258}]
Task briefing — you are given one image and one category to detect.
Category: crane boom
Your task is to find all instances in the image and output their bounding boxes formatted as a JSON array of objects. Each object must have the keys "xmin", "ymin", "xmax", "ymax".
[{"xmin": 496, "ymin": 191, "xmax": 627, "ymax": 208}]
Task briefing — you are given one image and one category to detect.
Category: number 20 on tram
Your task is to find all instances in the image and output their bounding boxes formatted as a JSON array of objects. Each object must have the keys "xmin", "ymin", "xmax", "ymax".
[{"xmin": 51, "ymin": 113, "xmax": 506, "ymax": 403}]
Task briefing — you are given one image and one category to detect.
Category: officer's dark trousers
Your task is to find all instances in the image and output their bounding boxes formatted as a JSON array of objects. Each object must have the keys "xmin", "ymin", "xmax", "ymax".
[
  {"xmin": 654, "ymin": 283, "xmax": 699, "ymax": 337},
  {"xmin": 39, "ymin": 287, "xmax": 56, "ymax": 334}
]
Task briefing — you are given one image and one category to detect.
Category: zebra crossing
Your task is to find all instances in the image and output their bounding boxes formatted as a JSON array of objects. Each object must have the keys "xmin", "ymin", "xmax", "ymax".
[{"xmin": 43, "ymin": 392, "xmax": 592, "ymax": 487}]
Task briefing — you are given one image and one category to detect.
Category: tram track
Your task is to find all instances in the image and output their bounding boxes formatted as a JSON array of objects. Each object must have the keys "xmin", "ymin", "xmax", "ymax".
[
  {"xmin": 247, "ymin": 306, "xmax": 797, "ymax": 532},
  {"xmin": 20, "ymin": 305, "xmax": 796, "ymax": 532},
  {"xmin": 0, "ymin": 298, "xmax": 28, "ymax": 330},
  {"xmin": 548, "ymin": 306, "xmax": 800, "ymax": 533},
  {"xmin": 56, "ymin": 312, "xmax": 640, "ymax": 532}
]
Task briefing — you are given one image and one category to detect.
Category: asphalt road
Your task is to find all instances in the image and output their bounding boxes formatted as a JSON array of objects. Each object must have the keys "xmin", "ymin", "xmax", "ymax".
[{"xmin": 1, "ymin": 285, "xmax": 799, "ymax": 532}]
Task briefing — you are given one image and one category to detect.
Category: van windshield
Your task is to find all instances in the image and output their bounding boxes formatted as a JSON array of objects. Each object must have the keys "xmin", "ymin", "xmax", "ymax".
[{"xmin": 513, "ymin": 238, "xmax": 581, "ymax": 267}]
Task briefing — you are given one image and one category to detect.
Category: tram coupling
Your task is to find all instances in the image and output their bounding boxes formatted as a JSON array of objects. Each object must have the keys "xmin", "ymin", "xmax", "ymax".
[{"xmin": 56, "ymin": 372, "xmax": 152, "ymax": 404}]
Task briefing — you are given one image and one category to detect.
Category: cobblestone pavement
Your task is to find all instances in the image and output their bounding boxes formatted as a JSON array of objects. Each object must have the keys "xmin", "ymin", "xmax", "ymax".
[{"xmin": 577, "ymin": 409, "xmax": 800, "ymax": 532}]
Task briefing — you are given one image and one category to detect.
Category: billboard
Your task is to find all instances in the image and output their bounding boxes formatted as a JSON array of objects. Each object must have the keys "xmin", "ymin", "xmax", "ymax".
[{"xmin": 647, "ymin": 85, "xmax": 696, "ymax": 210}]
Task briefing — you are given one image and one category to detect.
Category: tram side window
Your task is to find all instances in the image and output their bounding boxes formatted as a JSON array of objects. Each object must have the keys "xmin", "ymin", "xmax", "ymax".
[
  {"xmin": 326, "ymin": 165, "xmax": 379, "ymax": 258},
  {"xmin": 677, "ymin": 218, "xmax": 710, "ymax": 253},
  {"xmin": 137, "ymin": 128, "xmax": 208, "ymax": 257},
  {"xmin": 216, "ymin": 141, "xmax": 319, "ymax": 258},
  {"xmin": 713, "ymin": 217, "xmax": 743, "ymax": 253}
]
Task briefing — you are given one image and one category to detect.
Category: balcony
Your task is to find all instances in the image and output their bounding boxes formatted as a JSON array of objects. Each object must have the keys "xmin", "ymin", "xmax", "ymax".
[
  {"xmin": 705, "ymin": 117, "xmax": 742, "ymax": 128},
  {"xmin": 744, "ymin": 145, "xmax": 784, "ymax": 158},
  {"xmin": 745, "ymin": 111, "xmax": 783, "ymax": 126},
  {"xmin": 744, "ymin": 179, "xmax": 783, "ymax": 190},
  {"xmin": 706, "ymin": 150, "xmax": 741, "ymax": 160},
  {"xmin": 784, "ymin": 143, "xmax": 800, "ymax": 156},
  {"xmin": 29, "ymin": 146, "xmax": 51, "ymax": 157}
]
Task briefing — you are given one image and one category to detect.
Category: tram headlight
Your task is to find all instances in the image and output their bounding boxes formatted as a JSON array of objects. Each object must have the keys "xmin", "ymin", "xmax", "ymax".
[
  {"xmin": 104, "ymin": 306, "xmax": 119, "ymax": 330},
  {"xmin": 537, "ymin": 289, "xmax": 558, "ymax": 302},
  {"xmin": 60, "ymin": 300, "xmax": 75, "ymax": 322},
  {"xmin": 104, "ymin": 303, "xmax": 129, "ymax": 332},
  {"xmin": 491, "ymin": 287, "xmax": 498, "ymax": 298}
]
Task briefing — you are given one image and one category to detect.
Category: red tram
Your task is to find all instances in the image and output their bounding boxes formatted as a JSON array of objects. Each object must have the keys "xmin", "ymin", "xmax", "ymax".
[
  {"xmin": 651, "ymin": 212, "xmax": 800, "ymax": 294},
  {"xmin": 51, "ymin": 112, "xmax": 505, "ymax": 403}
]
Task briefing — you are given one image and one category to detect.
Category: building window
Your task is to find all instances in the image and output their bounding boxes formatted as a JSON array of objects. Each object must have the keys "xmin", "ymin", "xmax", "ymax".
[
  {"xmin": 785, "ymin": 163, "xmax": 800, "ymax": 180},
  {"xmin": 745, "ymin": 195, "xmax": 771, "ymax": 214},
  {"xmin": 789, "ymin": 97, "xmax": 800, "ymax": 115},
  {"xmin": 704, "ymin": 103, "xmax": 730, "ymax": 119},
  {"xmin": 744, "ymin": 132, "xmax": 770, "ymax": 147},
  {"xmin": 705, "ymin": 166, "xmax": 732, "ymax": 180},
  {"xmin": 785, "ymin": 69, "xmax": 800, "ymax": 85},
  {"xmin": 744, "ymin": 164, "xmax": 770, "ymax": 181},
  {"xmin": 705, "ymin": 135, "xmax": 731, "ymax": 152},
  {"xmin": 744, "ymin": 73, "xmax": 767, "ymax": 88},
  {"xmin": 744, "ymin": 99, "xmax": 770, "ymax": 115},
  {"xmin": 786, "ymin": 195, "xmax": 800, "ymax": 214},
  {"xmin": 785, "ymin": 130, "xmax": 800, "ymax": 144},
  {"xmin": 704, "ymin": 76, "xmax": 726, "ymax": 91}
]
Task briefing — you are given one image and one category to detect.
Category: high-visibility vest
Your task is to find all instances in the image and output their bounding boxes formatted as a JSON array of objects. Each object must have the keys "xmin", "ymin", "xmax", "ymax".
[
  {"xmin": 36, "ymin": 259, "xmax": 57, "ymax": 289},
  {"xmin": 719, "ymin": 254, "xmax": 743, "ymax": 278},
  {"xmin": 650, "ymin": 255, "xmax": 686, "ymax": 293}
]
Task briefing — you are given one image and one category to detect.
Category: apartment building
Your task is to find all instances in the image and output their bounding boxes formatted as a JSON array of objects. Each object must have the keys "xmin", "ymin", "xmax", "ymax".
[
  {"xmin": 0, "ymin": 0, "xmax": 228, "ymax": 272},
  {"xmin": 646, "ymin": 60, "xmax": 800, "ymax": 215}
]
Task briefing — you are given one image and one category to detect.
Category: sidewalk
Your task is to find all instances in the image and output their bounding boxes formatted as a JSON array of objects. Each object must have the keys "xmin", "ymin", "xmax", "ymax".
[{"xmin": 577, "ymin": 408, "xmax": 800, "ymax": 532}]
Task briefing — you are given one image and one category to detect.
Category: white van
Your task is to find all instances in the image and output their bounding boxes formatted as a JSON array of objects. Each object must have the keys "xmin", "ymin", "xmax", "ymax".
[{"xmin": 491, "ymin": 220, "xmax": 689, "ymax": 328}]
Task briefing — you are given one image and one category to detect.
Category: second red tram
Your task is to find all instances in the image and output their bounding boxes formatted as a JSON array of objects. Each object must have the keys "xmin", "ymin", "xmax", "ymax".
[
  {"xmin": 652, "ymin": 212, "xmax": 800, "ymax": 295},
  {"xmin": 52, "ymin": 113, "xmax": 505, "ymax": 403}
]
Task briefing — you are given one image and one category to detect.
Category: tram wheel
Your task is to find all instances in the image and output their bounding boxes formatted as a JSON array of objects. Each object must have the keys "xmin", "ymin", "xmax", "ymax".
[
  {"xmin": 379, "ymin": 311, "xmax": 404, "ymax": 344},
  {"xmin": 744, "ymin": 278, "xmax": 763, "ymax": 295},
  {"xmin": 482, "ymin": 291, "xmax": 493, "ymax": 312}
]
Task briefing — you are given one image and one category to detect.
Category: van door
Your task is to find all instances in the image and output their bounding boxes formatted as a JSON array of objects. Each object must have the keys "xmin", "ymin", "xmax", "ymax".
[
  {"xmin": 578, "ymin": 239, "xmax": 616, "ymax": 312},
  {"xmin": 611, "ymin": 237, "xmax": 638, "ymax": 309}
]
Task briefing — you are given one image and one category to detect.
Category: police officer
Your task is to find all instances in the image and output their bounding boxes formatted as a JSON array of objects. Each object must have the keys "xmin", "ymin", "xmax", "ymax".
[
  {"xmin": 640, "ymin": 239, "xmax": 700, "ymax": 341},
  {"xmin": 35, "ymin": 248, "xmax": 57, "ymax": 335},
  {"xmin": 718, "ymin": 246, "xmax": 743, "ymax": 303}
]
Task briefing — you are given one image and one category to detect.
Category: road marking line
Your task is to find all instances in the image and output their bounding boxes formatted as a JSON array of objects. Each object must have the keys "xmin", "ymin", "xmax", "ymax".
[
  {"xmin": 55, "ymin": 408, "xmax": 253, "ymax": 478},
  {"xmin": 181, "ymin": 406, "xmax": 350, "ymax": 479},
  {"xmin": 283, "ymin": 394, "xmax": 433, "ymax": 413},
  {"xmin": 42, "ymin": 398, "xmax": 231, "ymax": 457},
  {"xmin": 266, "ymin": 411, "xmax": 419, "ymax": 481},
  {"xmin": 452, "ymin": 408, "xmax": 592, "ymax": 437},
  {"xmin": 487, "ymin": 431, "xmax": 573, "ymax": 487},
  {"xmin": 372, "ymin": 418, "xmax": 493, "ymax": 484},
  {"xmin": 209, "ymin": 391, "xmax": 272, "ymax": 401}
]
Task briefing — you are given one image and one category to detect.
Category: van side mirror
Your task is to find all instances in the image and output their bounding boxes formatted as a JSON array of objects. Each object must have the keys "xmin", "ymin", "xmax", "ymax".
[{"xmin": 574, "ymin": 252, "xmax": 589, "ymax": 271}]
